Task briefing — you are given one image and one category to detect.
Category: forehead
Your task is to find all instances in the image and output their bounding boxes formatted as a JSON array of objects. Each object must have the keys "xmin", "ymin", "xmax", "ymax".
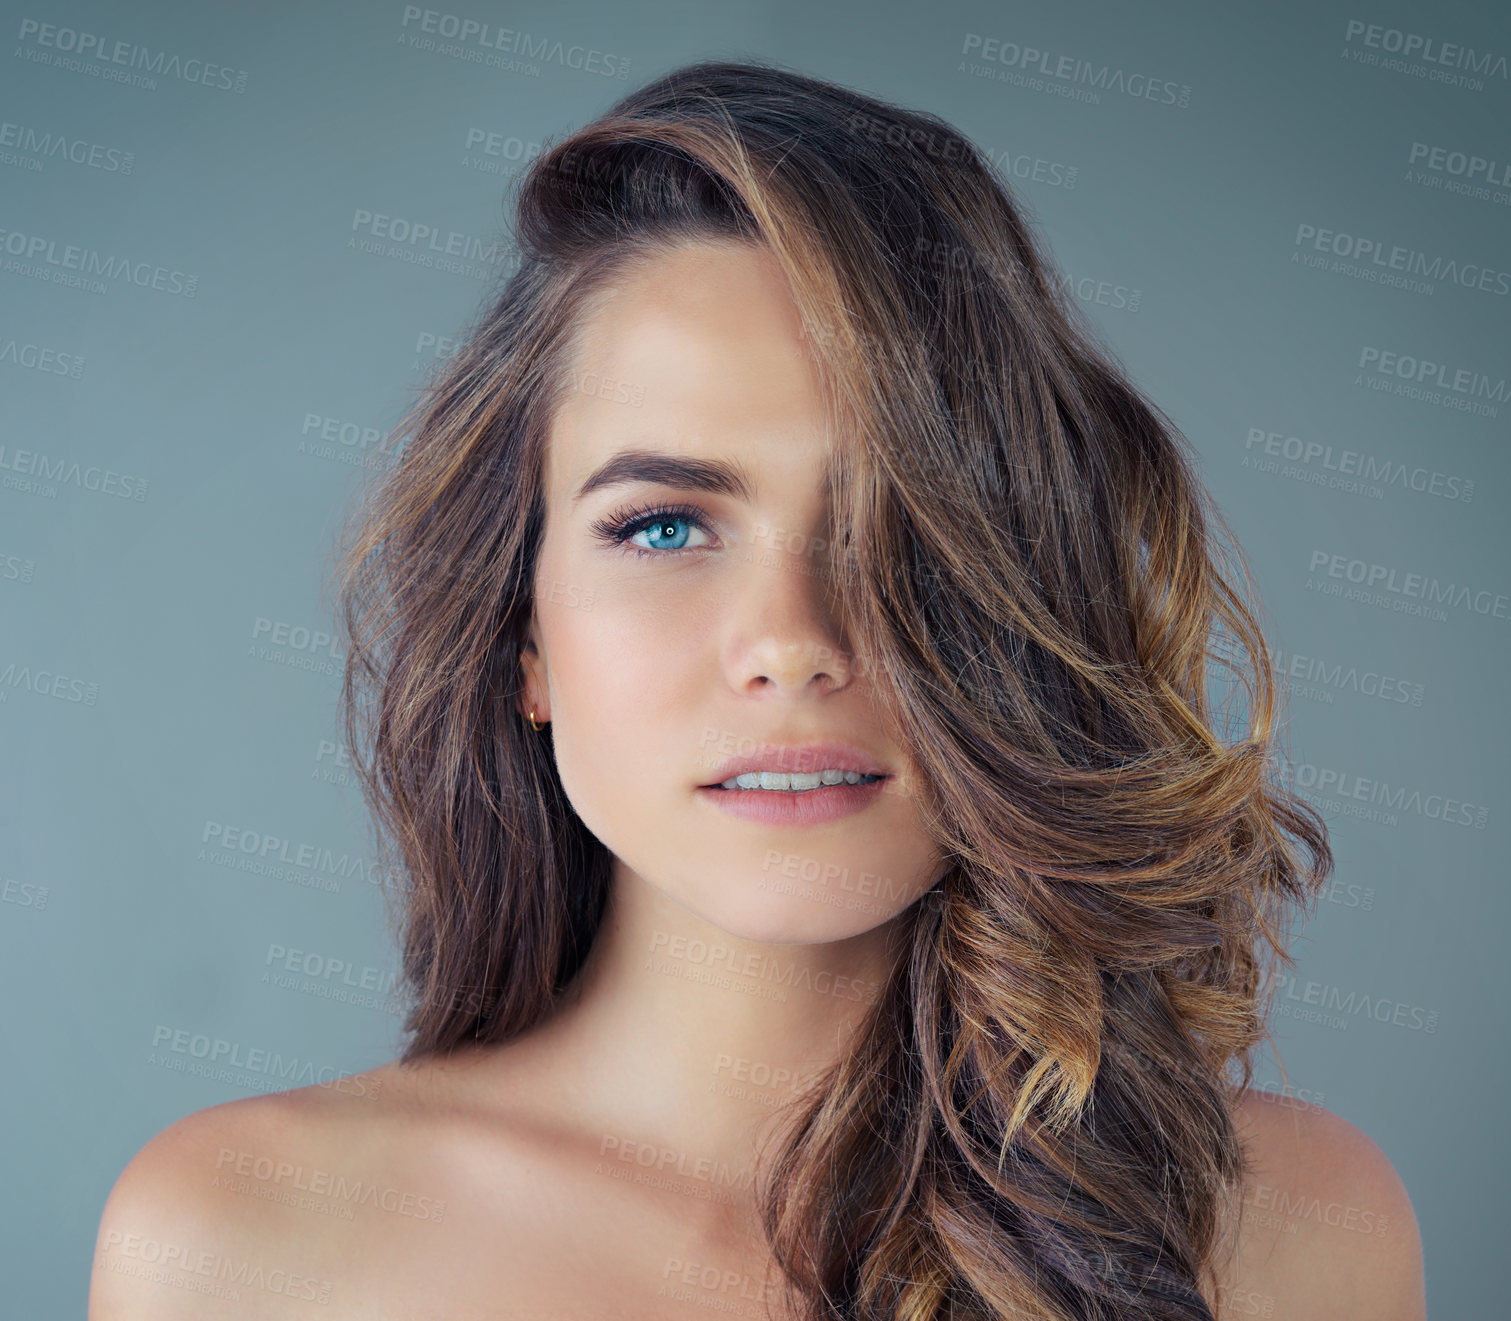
[{"xmin": 544, "ymin": 242, "xmax": 833, "ymax": 501}]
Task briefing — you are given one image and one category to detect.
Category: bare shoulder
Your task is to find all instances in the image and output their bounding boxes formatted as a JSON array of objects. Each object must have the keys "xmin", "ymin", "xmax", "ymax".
[
  {"xmin": 1215, "ymin": 1087, "xmax": 1426, "ymax": 1321},
  {"xmin": 88, "ymin": 1059, "xmax": 435, "ymax": 1319}
]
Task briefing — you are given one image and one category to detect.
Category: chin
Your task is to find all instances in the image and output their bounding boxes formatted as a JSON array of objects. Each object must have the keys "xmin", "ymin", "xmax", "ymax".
[{"xmin": 679, "ymin": 880, "xmax": 904, "ymax": 948}]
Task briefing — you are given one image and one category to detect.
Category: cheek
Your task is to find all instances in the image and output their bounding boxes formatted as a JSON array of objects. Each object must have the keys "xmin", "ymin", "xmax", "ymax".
[
  {"xmin": 548, "ymin": 591, "xmax": 707, "ymax": 722},
  {"xmin": 539, "ymin": 581, "xmax": 710, "ymax": 839}
]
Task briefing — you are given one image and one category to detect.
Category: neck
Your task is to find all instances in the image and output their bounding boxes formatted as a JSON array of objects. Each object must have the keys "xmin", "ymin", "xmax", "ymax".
[{"xmin": 522, "ymin": 862, "xmax": 906, "ymax": 1189}]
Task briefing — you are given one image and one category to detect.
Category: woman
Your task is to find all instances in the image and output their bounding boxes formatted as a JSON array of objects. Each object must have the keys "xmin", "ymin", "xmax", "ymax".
[{"xmin": 91, "ymin": 60, "xmax": 1425, "ymax": 1320}]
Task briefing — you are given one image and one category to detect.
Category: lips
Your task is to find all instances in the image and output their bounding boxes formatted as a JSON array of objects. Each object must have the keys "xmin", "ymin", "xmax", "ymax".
[
  {"xmin": 695, "ymin": 775, "xmax": 888, "ymax": 825},
  {"xmin": 699, "ymin": 741, "xmax": 890, "ymax": 788}
]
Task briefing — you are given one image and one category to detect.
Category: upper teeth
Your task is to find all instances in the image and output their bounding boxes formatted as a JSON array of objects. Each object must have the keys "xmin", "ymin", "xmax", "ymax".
[{"xmin": 719, "ymin": 770, "xmax": 881, "ymax": 791}]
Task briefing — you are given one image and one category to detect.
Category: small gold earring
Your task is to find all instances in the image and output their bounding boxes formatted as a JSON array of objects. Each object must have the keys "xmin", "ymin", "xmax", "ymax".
[{"xmin": 527, "ymin": 707, "xmax": 546, "ymax": 731}]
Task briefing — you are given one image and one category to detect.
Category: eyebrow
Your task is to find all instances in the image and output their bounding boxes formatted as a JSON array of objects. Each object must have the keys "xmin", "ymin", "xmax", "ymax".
[{"xmin": 571, "ymin": 448, "xmax": 758, "ymax": 504}]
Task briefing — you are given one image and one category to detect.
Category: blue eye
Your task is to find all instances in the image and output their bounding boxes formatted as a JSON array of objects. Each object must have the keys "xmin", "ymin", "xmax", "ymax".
[{"xmin": 590, "ymin": 501, "xmax": 716, "ymax": 559}]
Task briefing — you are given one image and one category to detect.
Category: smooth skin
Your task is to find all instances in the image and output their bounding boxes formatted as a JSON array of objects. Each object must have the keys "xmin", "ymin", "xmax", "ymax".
[{"xmin": 89, "ymin": 242, "xmax": 1426, "ymax": 1320}]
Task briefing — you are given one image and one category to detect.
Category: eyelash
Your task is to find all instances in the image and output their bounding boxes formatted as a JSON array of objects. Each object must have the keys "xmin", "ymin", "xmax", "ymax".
[{"xmin": 589, "ymin": 500, "xmax": 717, "ymax": 559}]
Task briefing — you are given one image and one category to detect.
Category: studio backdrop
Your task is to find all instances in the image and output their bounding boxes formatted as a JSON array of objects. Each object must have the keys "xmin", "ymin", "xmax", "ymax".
[{"xmin": 1, "ymin": 0, "xmax": 1506, "ymax": 1315}]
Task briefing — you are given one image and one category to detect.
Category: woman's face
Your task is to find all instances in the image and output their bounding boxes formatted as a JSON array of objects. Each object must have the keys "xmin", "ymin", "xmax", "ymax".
[{"xmin": 520, "ymin": 240, "xmax": 943, "ymax": 945}]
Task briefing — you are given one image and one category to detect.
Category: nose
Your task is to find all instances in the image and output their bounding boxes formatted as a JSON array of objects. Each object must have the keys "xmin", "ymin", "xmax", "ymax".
[{"xmin": 728, "ymin": 535, "xmax": 853, "ymax": 697}]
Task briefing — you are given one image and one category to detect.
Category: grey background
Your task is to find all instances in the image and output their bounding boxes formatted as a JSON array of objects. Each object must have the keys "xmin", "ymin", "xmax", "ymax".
[{"xmin": 1, "ymin": 0, "xmax": 1506, "ymax": 1314}]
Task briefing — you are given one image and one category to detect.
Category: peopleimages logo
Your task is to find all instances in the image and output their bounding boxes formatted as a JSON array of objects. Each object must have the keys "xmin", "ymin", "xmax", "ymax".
[
  {"xmin": 148, "ymin": 1024, "xmax": 382, "ymax": 1098},
  {"xmin": 0, "ymin": 120, "xmax": 134, "ymax": 174},
  {"xmin": 97, "ymin": 1232, "xmax": 331, "ymax": 1306},
  {"xmin": 1342, "ymin": 19, "xmax": 1508, "ymax": 83},
  {"xmin": 1356, "ymin": 346, "xmax": 1506, "ymax": 419},
  {"xmin": 1276, "ymin": 756, "xmax": 1489, "ymax": 830},
  {"xmin": 1261, "ymin": 643, "xmax": 1426, "ymax": 708},
  {"xmin": 1292, "ymin": 223, "xmax": 1511, "ymax": 297},
  {"xmin": 0, "ymin": 225, "xmax": 198, "ymax": 296},
  {"xmin": 397, "ymin": 7, "xmax": 631, "ymax": 78},
  {"xmin": 0, "ymin": 445, "xmax": 147, "ymax": 499},
  {"xmin": 1243, "ymin": 427, "xmax": 1477, "ymax": 502},
  {"xmin": 347, "ymin": 208, "xmax": 515, "ymax": 281},
  {"xmin": 0, "ymin": 337, "xmax": 85, "ymax": 377},
  {"xmin": 1407, "ymin": 141, "xmax": 1511, "ymax": 189},
  {"xmin": 14, "ymin": 18, "xmax": 249, "ymax": 92},
  {"xmin": 959, "ymin": 33, "xmax": 1192, "ymax": 108},
  {"xmin": 348, "ymin": 209, "xmax": 508, "ymax": 263},
  {"xmin": 1306, "ymin": 549, "xmax": 1509, "ymax": 624},
  {"xmin": 1261, "ymin": 970, "xmax": 1440, "ymax": 1034},
  {"xmin": 200, "ymin": 820, "xmax": 400, "ymax": 891},
  {"xmin": 213, "ymin": 1148, "xmax": 446, "ymax": 1223},
  {"xmin": 646, "ymin": 931, "xmax": 878, "ymax": 1003}
]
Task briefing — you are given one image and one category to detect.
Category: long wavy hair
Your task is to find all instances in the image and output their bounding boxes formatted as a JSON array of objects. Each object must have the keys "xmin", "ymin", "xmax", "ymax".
[{"xmin": 329, "ymin": 58, "xmax": 1332, "ymax": 1321}]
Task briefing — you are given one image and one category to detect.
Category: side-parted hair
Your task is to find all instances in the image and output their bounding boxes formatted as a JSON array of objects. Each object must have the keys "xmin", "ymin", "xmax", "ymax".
[{"xmin": 331, "ymin": 57, "xmax": 1332, "ymax": 1321}]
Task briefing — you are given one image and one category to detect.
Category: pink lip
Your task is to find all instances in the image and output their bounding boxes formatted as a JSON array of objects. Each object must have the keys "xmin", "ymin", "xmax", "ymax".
[
  {"xmin": 694, "ymin": 777, "xmax": 888, "ymax": 827},
  {"xmin": 698, "ymin": 741, "xmax": 889, "ymax": 787}
]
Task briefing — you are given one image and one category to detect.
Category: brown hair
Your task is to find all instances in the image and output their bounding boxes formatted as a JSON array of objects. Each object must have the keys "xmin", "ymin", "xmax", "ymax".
[{"xmin": 330, "ymin": 57, "xmax": 1332, "ymax": 1321}]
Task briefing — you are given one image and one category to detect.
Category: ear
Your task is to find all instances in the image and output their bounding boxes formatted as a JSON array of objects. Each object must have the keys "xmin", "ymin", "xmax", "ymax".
[{"xmin": 515, "ymin": 617, "xmax": 548, "ymax": 722}]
